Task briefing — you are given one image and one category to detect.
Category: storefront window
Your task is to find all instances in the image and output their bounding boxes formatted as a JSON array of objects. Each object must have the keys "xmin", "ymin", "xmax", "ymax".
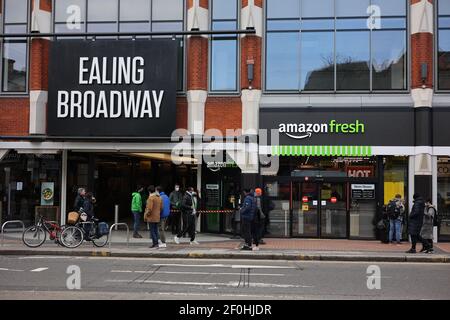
[
  {"xmin": 53, "ymin": 0, "xmax": 185, "ymax": 91},
  {"xmin": 265, "ymin": 0, "xmax": 407, "ymax": 92},
  {"xmin": 438, "ymin": 0, "xmax": 450, "ymax": 90},
  {"xmin": 210, "ymin": 0, "xmax": 238, "ymax": 92},
  {"xmin": 437, "ymin": 157, "xmax": 450, "ymax": 240},
  {"xmin": 1, "ymin": 0, "xmax": 28, "ymax": 93},
  {"xmin": 0, "ymin": 152, "xmax": 61, "ymax": 225}
]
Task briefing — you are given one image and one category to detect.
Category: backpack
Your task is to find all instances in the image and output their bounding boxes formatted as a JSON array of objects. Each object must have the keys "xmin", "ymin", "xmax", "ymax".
[
  {"xmin": 430, "ymin": 207, "xmax": 440, "ymax": 227},
  {"xmin": 387, "ymin": 200, "xmax": 401, "ymax": 219}
]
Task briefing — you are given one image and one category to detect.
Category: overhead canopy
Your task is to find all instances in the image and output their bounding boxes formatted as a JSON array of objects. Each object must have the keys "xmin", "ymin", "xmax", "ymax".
[{"xmin": 0, "ymin": 149, "xmax": 9, "ymax": 162}]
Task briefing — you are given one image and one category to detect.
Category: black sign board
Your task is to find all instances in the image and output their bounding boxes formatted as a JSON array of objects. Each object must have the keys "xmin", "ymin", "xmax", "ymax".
[
  {"xmin": 47, "ymin": 39, "xmax": 178, "ymax": 137},
  {"xmin": 260, "ymin": 107, "xmax": 414, "ymax": 146},
  {"xmin": 351, "ymin": 184, "xmax": 375, "ymax": 200}
]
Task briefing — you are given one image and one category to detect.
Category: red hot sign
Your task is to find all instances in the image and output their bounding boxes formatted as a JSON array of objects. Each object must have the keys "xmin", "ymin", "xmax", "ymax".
[{"xmin": 347, "ymin": 166, "xmax": 374, "ymax": 178}]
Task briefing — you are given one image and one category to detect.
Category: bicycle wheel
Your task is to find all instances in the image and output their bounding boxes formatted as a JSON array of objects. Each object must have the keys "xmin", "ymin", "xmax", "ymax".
[
  {"xmin": 22, "ymin": 226, "xmax": 47, "ymax": 248},
  {"xmin": 60, "ymin": 226, "xmax": 84, "ymax": 248},
  {"xmin": 92, "ymin": 233, "xmax": 109, "ymax": 247}
]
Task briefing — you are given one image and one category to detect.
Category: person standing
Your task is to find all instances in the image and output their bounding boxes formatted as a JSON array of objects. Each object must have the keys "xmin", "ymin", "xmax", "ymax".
[
  {"xmin": 174, "ymin": 187, "xmax": 199, "ymax": 245},
  {"xmin": 169, "ymin": 184, "xmax": 183, "ymax": 235},
  {"xmin": 253, "ymin": 188, "xmax": 266, "ymax": 249},
  {"xmin": 406, "ymin": 193, "xmax": 425, "ymax": 253},
  {"xmin": 158, "ymin": 186, "xmax": 170, "ymax": 248},
  {"xmin": 420, "ymin": 199, "xmax": 436, "ymax": 253},
  {"xmin": 240, "ymin": 189, "xmax": 256, "ymax": 251},
  {"xmin": 82, "ymin": 192, "xmax": 95, "ymax": 239},
  {"xmin": 73, "ymin": 188, "xmax": 86, "ymax": 212},
  {"xmin": 144, "ymin": 185, "xmax": 163, "ymax": 249},
  {"xmin": 131, "ymin": 185, "xmax": 144, "ymax": 239},
  {"xmin": 387, "ymin": 194, "xmax": 405, "ymax": 244}
]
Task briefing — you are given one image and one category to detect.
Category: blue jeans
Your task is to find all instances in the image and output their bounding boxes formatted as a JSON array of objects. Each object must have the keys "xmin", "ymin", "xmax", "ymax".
[
  {"xmin": 149, "ymin": 222, "xmax": 159, "ymax": 246},
  {"xmin": 132, "ymin": 211, "xmax": 140, "ymax": 234},
  {"xmin": 389, "ymin": 219, "xmax": 402, "ymax": 243}
]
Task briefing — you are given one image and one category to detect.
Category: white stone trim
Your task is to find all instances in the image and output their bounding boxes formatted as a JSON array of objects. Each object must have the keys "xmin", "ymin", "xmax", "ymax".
[
  {"xmin": 411, "ymin": 0, "xmax": 434, "ymax": 35},
  {"xmin": 187, "ymin": 90, "xmax": 207, "ymax": 135},
  {"xmin": 31, "ymin": 0, "xmax": 51, "ymax": 40},
  {"xmin": 414, "ymin": 153, "xmax": 432, "ymax": 175},
  {"xmin": 241, "ymin": 89, "xmax": 261, "ymax": 135},
  {"xmin": 411, "ymin": 88, "xmax": 433, "ymax": 108},
  {"xmin": 241, "ymin": 0, "xmax": 263, "ymax": 38},
  {"xmin": 29, "ymin": 90, "xmax": 48, "ymax": 135},
  {"xmin": 188, "ymin": 0, "xmax": 209, "ymax": 38}
]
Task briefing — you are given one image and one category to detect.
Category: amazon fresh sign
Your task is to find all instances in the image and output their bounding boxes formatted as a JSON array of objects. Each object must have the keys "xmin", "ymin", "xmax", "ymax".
[{"xmin": 279, "ymin": 120, "xmax": 365, "ymax": 140}]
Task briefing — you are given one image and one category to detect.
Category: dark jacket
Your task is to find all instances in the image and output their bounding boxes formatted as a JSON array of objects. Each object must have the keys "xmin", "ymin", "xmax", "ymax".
[
  {"xmin": 240, "ymin": 194, "xmax": 256, "ymax": 222},
  {"xmin": 181, "ymin": 192, "xmax": 197, "ymax": 215},
  {"xmin": 169, "ymin": 190, "xmax": 183, "ymax": 209},
  {"xmin": 408, "ymin": 197, "xmax": 425, "ymax": 236},
  {"xmin": 82, "ymin": 198, "xmax": 94, "ymax": 218},
  {"xmin": 74, "ymin": 195, "xmax": 85, "ymax": 212}
]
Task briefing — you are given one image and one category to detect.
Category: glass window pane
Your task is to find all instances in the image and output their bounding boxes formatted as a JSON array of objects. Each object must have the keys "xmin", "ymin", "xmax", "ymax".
[
  {"xmin": 152, "ymin": 0, "xmax": 183, "ymax": 21},
  {"xmin": 301, "ymin": 32, "xmax": 334, "ymax": 90},
  {"xmin": 55, "ymin": 0, "xmax": 85, "ymax": 23},
  {"xmin": 212, "ymin": 0, "xmax": 237, "ymax": 20},
  {"xmin": 4, "ymin": 25, "xmax": 26, "ymax": 35},
  {"xmin": 301, "ymin": 19, "xmax": 334, "ymax": 30},
  {"xmin": 336, "ymin": 0, "xmax": 370, "ymax": 17},
  {"xmin": 302, "ymin": 0, "xmax": 334, "ymax": 18},
  {"xmin": 336, "ymin": 18, "xmax": 368, "ymax": 30},
  {"xmin": 211, "ymin": 40, "xmax": 237, "ymax": 91},
  {"xmin": 371, "ymin": 0, "xmax": 406, "ymax": 16},
  {"xmin": 151, "ymin": 22, "xmax": 183, "ymax": 35},
  {"xmin": 119, "ymin": 22, "xmax": 150, "ymax": 38},
  {"xmin": 87, "ymin": 23, "xmax": 118, "ymax": 38},
  {"xmin": 380, "ymin": 17, "xmax": 406, "ymax": 29},
  {"xmin": 5, "ymin": 0, "xmax": 28, "ymax": 23},
  {"xmin": 267, "ymin": 0, "xmax": 300, "ymax": 19},
  {"xmin": 2, "ymin": 41, "xmax": 27, "ymax": 92},
  {"xmin": 120, "ymin": 0, "xmax": 150, "ymax": 21},
  {"xmin": 438, "ymin": 0, "xmax": 450, "ymax": 15},
  {"xmin": 54, "ymin": 23, "xmax": 85, "ymax": 38},
  {"xmin": 88, "ymin": 0, "xmax": 118, "ymax": 21},
  {"xmin": 266, "ymin": 32, "xmax": 300, "ymax": 90},
  {"xmin": 439, "ymin": 17, "xmax": 450, "ymax": 28},
  {"xmin": 268, "ymin": 20, "xmax": 301, "ymax": 31},
  {"xmin": 438, "ymin": 30, "xmax": 450, "ymax": 90},
  {"xmin": 212, "ymin": 21, "xmax": 237, "ymax": 31},
  {"xmin": 336, "ymin": 31, "xmax": 370, "ymax": 90},
  {"xmin": 372, "ymin": 30, "xmax": 406, "ymax": 90}
]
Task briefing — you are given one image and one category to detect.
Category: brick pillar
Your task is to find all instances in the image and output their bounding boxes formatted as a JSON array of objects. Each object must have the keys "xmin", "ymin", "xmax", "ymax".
[
  {"xmin": 187, "ymin": 0, "xmax": 208, "ymax": 136},
  {"xmin": 237, "ymin": 0, "xmax": 263, "ymax": 177},
  {"xmin": 29, "ymin": 0, "xmax": 51, "ymax": 135},
  {"xmin": 411, "ymin": 0, "xmax": 434, "ymax": 201}
]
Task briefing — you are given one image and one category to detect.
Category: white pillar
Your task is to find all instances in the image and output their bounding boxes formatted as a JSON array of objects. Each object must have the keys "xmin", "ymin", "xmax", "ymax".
[
  {"xmin": 187, "ymin": 90, "xmax": 207, "ymax": 135},
  {"xmin": 60, "ymin": 150, "xmax": 68, "ymax": 225}
]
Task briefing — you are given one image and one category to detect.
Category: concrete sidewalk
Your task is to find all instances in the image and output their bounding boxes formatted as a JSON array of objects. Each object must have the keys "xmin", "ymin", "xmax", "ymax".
[{"xmin": 1, "ymin": 231, "xmax": 449, "ymax": 263}]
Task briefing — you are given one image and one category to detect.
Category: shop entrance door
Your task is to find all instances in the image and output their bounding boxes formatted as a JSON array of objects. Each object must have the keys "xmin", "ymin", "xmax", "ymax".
[{"xmin": 292, "ymin": 182, "xmax": 348, "ymax": 238}]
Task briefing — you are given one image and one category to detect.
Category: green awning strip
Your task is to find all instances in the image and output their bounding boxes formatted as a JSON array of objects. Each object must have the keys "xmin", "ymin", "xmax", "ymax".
[{"xmin": 270, "ymin": 146, "xmax": 372, "ymax": 157}]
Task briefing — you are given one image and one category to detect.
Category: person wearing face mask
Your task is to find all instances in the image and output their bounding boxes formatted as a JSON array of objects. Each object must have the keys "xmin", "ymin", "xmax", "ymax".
[
  {"xmin": 174, "ymin": 187, "xmax": 199, "ymax": 245},
  {"xmin": 169, "ymin": 184, "xmax": 183, "ymax": 235}
]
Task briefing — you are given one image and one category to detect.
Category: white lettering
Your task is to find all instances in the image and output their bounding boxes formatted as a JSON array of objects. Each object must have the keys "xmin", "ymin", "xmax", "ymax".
[
  {"xmin": 79, "ymin": 57, "xmax": 89, "ymax": 84},
  {"xmin": 57, "ymin": 91, "xmax": 69, "ymax": 118}
]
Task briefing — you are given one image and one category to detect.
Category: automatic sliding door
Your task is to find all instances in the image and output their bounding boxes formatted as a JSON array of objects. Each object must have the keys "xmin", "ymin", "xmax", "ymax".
[
  {"xmin": 320, "ymin": 183, "xmax": 347, "ymax": 238},
  {"xmin": 292, "ymin": 182, "xmax": 319, "ymax": 237}
]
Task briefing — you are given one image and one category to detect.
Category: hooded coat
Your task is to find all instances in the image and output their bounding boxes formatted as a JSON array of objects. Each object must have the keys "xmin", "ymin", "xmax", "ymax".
[{"xmin": 408, "ymin": 196, "xmax": 425, "ymax": 236}]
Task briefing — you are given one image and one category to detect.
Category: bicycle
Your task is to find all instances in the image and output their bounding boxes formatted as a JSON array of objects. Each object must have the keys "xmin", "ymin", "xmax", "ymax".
[
  {"xmin": 22, "ymin": 216, "xmax": 65, "ymax": 248},
  {"xmin": 60, "ymin": 214, "xmax": 109, "ymax": 248}
]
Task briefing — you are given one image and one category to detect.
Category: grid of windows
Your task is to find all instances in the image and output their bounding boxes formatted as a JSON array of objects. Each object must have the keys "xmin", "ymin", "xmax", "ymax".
[
  {"xmin": 210, "ymin": 0, "xmax": 239, "ymax": 92},
  {"xmin": 438, "ymin": 0, "xmax": 450, "ymax": 90},
  {"xmin": 265, "ymin": 0, "xmax": 407, "ymax": 92},
  {"xmin": 53, "ymin": 0, "xmax": 185, "ymax": 91},
  {"xmin": 1, "ymin": 0, "xmax": 29, "ymax": 93}
]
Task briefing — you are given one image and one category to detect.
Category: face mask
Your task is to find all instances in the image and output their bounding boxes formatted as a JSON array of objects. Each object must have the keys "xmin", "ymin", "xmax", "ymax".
[{"xmin": 175, "ymin": 187, "xmax": 180, "ymax": 191}]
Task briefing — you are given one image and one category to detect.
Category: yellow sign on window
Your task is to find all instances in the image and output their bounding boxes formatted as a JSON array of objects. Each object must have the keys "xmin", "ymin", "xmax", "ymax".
[
  {"xmin": 302, "ymin": 204, "xmax": 309, "ymax": 211},
  {"xmin": 384, "ymin": 182, "xmax": 404, "ymax": 204}
]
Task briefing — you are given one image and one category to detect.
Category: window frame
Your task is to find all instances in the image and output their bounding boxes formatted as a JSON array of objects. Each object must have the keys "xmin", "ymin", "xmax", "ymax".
[
  {"xmin": 0, "ymin": 0, "xmax": 30, "ymax": 96},
  {"xmin": 436, "ymin": 0, "xmax": 450, "ymax": 92},
  {"xmin": 263, "ymin": 0, "xmax": 410, "ymax": 94},
  {"xmin": 208, "ymin": 0, "xmax": 241, "ymax": 95},
  {"xmin": 51, "ymin": 0, "xmax": 186, "ymax": 93}
]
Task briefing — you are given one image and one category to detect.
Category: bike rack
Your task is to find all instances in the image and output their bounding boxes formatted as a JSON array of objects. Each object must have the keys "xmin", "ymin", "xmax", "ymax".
[
  {"xmin": 108, "ymin": 223, "xmax": 130, "ymax": 249},
  {"xmin": 1, "ymin": 220, "xmax": 25, "ymax": 247}
]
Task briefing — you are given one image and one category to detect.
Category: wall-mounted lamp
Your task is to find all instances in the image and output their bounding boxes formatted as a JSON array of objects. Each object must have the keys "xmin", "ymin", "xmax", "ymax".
[
  {"xmin": 421, "ymin": 62, "xmax": 428, "ymax": 88},
  {"xmin": 247, "ymin": 59, "xmax": 254, "ymax": 90}
]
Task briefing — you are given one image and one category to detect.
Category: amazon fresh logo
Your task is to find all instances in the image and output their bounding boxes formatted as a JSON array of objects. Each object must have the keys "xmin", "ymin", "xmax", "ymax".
[{"xmin": 279, "ymin": 120, "xmax": 365, "ymax": 140}]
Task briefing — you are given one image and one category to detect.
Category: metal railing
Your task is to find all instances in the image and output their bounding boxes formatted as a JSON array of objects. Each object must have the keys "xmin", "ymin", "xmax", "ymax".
[
  {"xmin": 108, "ymin": 223, "xmax": 130, "ymax": 249},
  {"xmin": 1, "ymin": 220, "xmax": 25, "ymax": 247}
]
